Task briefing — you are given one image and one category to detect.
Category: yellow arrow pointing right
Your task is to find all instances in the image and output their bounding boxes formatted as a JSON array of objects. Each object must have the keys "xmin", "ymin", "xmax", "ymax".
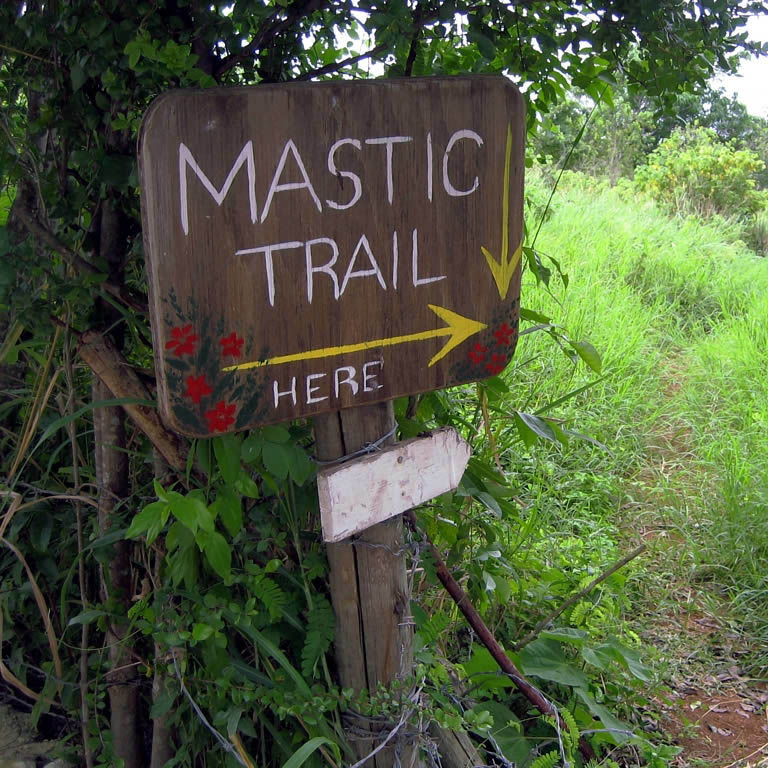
[{"xmin": 223, "ymin": 305, "xmax": 487, "ymax": 373}]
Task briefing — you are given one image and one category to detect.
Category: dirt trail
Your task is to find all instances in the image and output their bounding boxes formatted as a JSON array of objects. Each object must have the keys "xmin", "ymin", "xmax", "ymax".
[{"xmin": 623, "ymin": 361, "xmax": 768, "ymax": 767}]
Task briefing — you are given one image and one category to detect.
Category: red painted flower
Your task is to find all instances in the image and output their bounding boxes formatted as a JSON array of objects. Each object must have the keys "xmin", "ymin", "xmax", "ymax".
[
  {"xmin": 184, "ymin": 374, "xmax": 212, "ymax": 404},
  {"xmin": 204, "ymin": 400, "xmax": 236, "ymax": 433},
  {"xmin": 165, "ymin": 324, "xmax": 199, "ymax": 357},
  {"xmin": 219, "ymin": 331, "xmax": 244, "ymax": 358},
  {"xmin": 493, "ymin": 322, "xmax": 515, "ymax": 347},
  {"xmin": 485, "ymin": 353, "xmax": 507, "ymax": 376},
  {"xmin": 468, "ymin": 343, "xmax": 487, "ymax": 365}
]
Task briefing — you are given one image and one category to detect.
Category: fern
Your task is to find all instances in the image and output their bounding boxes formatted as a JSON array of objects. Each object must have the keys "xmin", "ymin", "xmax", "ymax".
[
  {"xmin": 418, "ymin": 608, "xmax": 451, "ymax": 647},
  {"xmin": 569, "ymin": 601, "xmax": 589, "ymax": 627},
  {"xmin": 529, "ymin": 750, "xmax": 560, "ymax": 768},
  {"xmin": 301, "ymin": 597, "xmax": 334, "ymax": 679},
  {"xmin": 252, "ymin": 572, "xmax": 287, "ymax": 622},
  {"xmin": 559, "ymin": 706, "xmax": 580, "ymax": 756}
]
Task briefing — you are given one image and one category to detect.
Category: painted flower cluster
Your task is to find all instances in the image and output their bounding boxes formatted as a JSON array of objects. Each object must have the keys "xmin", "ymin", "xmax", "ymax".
[
  {"xmin": 467, "ymin": 321, "xmax": 517, "ymax": 375},
  {"xmin": 166, "ymin": 325, "xmax": 245, "ymax": 433}
]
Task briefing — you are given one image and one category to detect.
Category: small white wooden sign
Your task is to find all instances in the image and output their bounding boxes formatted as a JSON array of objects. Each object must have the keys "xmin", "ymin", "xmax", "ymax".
[{"xmin": 317, "ymin": 427, "xmax": 471, "ymax": 543}]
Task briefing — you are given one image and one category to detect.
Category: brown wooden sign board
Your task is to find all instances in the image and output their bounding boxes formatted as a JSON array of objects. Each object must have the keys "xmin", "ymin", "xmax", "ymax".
[{"xmin": 139, "ymin": 76, "xmax": 524, "ymax": 437}]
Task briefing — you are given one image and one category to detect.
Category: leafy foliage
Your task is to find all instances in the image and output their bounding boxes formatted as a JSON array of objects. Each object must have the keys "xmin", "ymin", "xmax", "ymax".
[{"xmin": 633, "ymin": 126, "xmax": 768, "ymax": 218}]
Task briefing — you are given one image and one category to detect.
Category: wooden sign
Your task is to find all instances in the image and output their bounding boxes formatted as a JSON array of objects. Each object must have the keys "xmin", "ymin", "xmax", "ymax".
[
  {"xmin": 139, "ymin": 77, "xmax": 524, "ymax": 436},
  {"xmin": 317, "ymin": 427, "xmax": 471, "ymax": 542}
]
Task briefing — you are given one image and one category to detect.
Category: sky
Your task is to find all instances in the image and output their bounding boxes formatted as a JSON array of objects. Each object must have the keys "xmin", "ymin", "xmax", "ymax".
[{"xmin": 714, "ymin": 13, "xmax": 768, "ymax": 117}]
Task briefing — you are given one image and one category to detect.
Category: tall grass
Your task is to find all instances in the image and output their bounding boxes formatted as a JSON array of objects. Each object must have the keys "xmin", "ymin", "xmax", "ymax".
[{"xmin": 515, "ymin": 170, "xmax": 768, "ymax": 668}]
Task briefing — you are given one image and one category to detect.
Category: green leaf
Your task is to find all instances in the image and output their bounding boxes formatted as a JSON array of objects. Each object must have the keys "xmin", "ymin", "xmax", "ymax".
[
  {"xmin": 474, "ymin": 701, "xmax": 530, "ymax": 764},
  {"xmin": 226, "ymin": 707, "xmax": 243, "ymax": 737},
  {"xmin": 67, "ymin": 608, "xmax": 108, "ymax": 627},
  {"xmin": 125, "ymin": 40, "xmax": 142, "ymax": 69},
  {"xmin": 192, "ymin": 622, "xmax": 214, "ymax": 642},
  {"xmin": 100, "ymin": 154, "xmax": 136, "ymax": 187},
  {"xmin": 225, "ymin": 611, "xmax": 312, "ymax": 698},
  {"xmin": 574, "ymin": 688, "xmax": 634, "ymax": 744},
  {"xmin": 468, "ymin": 28, "xmax": 496, "ymax": 59},
  {"xmin": 71, "ymin": 62, "xmax": 87, "ymax": 92},
  {"xmin": 513, "ymin": 639, "xmax": 589, "ymax": 688},
  {"xmin": 287, "ymin": 445, "xmax": 314, "ymax": 486},
  {"xmin": 281, "ymin": 737, "xmax": 334, "ymax": 768},
  {"xmin": 569, "ymin": 339, "xmax": 602, "ymax": 373},
  {"xmin": 29, "ymin": 511, "xmax": 53, "ymax": 552},
  {"xmin": 475, "ymin": 492, "xmax": 502, "ymax": 517},
  {"xmin": 211, "ymin": 486, "xmax": 242, "ymax": 537},
  {"xmin": 204, "ymin": 530, "xmax": 232, "ymax": 580},
  {"xmin": 540, "ymin": 628, "xmax": 588, "ymax": 647},
  {"xmin": 235, "ymin": 471, "xmax": 260, "ymax": 499},
  {"xmin": 150, "ymin": 690, "xmax": 175, "ymax": 719},
  {"xmin": 241, "ymin": 433, "xmax": 263, "ymax": 462},
  {"xmin": 169, "ymin": 493, "xmax": 212, "ymax": 533},
  {"xmin": 262, "ymin": 425, "xmax": 290, "ymax": 443},
  {"xmin": 126, "ymin": 501, "xmax": 167, "ymax": 539},
  {"xmin": 263, "ymin": 441, "xmax": 290, "ymax": 479},
  {"xmin": 301, "ymin": 598, "xmax": 334, "ymax": 678},
  {"xmin": 214, "ymin": 433, "xmax": 241, "ymax": 485}
]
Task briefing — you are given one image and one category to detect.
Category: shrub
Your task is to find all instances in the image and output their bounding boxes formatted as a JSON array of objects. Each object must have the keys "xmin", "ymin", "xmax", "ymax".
[
  {"xmin": 745, "ymin": 209, "xmax": 768, "ymax": 256},
  {"xmin": 633, "ymin": 126, "xmax": 768, "ymax": 219}
]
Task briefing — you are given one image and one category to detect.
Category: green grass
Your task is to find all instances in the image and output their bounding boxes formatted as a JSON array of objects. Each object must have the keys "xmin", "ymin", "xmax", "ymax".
[{"xmin": 511, "ymin": 169, "xmax": 768, "ymax": 672}]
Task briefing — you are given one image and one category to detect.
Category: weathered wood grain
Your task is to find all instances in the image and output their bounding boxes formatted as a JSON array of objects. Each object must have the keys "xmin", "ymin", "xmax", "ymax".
[
  {"xmin": 317, "ymin": 427, "xmax": 470, "ymax": 542},
  {"xmin": 139, "ymin": 76, "xmax": 524, "ymax": 435},
  {"xmin": 314, "ymin": 403, "xmax": 414, "ymax": 767}
]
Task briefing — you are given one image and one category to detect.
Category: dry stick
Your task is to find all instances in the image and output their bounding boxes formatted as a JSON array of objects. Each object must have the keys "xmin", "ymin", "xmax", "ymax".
[
  {"xmin": 513, "ymin": 543, "xmax": 647, "ymax": 652},
  {"xmin": 78, "ymin": 330, "xmax": 188, "ymax": 474},
  {"xmin": 404, "ymin": 511, "xmax": 595, "ymax": 762}
]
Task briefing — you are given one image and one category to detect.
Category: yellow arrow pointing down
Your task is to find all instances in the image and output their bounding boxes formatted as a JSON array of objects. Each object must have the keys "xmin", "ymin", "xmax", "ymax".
[
  {"xmin": 223, "ymin": 305, "xmax": 487, "ymax": 372},
  {"xmin": 482, "ymin": 122, "xmax": 522, "ymax": 300}
]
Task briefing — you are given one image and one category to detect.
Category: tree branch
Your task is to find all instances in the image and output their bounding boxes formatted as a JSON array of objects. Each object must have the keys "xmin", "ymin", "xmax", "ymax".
[
  {"xmin": 405, "ymin": 511, "xmax": 595, "ymax": 762},
  {"xmin": 78, "ymin": 330, "xmax": 188, "ymax": 474},
  {"xmin": 13, "ymin": 202, "xmax": 99, "ymax": 276},
  {"xmin": 293, "ymin": 42, "xmax": 389, "ymax": 81},
  {"xmin": 214, "ymin": 0, "xmax": 330, "ymax": 79},
  {"xmin": 404, "ymin": 4, "xmax": 423, "ymax": 77}
]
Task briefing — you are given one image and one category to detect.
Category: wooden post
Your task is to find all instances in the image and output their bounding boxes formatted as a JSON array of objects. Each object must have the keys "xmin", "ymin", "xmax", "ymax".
[{"xmin": 314, "ymin": 402, "xmax": 414, "ymax": 768}]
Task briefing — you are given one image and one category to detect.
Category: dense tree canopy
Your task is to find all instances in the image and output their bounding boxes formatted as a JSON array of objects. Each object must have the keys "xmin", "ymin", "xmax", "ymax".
[{"xmin": 1, "ymin": 2, "xmax": 766, "ymax": 767}]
